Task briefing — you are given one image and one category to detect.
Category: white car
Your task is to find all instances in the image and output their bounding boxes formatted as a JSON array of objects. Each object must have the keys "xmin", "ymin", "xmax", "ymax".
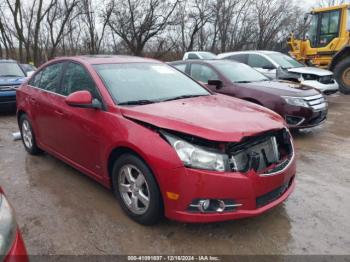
[
  {"xmin": 183, "ymin": 51, "xmax": 217, "ymax": 60},
  {"xmin": 218, "ymin": 50, "xmax": 339, "ymax": 95}
]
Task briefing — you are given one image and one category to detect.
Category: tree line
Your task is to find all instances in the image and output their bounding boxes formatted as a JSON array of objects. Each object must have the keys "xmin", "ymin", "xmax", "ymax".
[{"xmin": 0, "ymin": 0, "xmax": 319, "ymax": 66}]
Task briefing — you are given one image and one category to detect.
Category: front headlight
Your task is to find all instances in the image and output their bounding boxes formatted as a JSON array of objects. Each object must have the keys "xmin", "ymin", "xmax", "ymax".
[
  {"xmin": 282, "ymin": 96, "xmax": 309, "ymax": 108},
  {"xmin": 0, "ymin": 193, "xmax": 17, "ymax": 257},
  {"xmin": 163, "ymin": 132, "xmax": 229, "ymax": 172}
]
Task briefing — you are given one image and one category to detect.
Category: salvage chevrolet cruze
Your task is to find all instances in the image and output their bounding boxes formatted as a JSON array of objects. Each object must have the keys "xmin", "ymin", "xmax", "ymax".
[{"xmin": 17, "ymin": 56, "xmax": 296, "ymax": 225}]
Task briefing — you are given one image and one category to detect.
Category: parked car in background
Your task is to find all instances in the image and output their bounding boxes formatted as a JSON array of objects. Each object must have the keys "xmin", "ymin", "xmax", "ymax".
[
  {"xmin": 0, "ymin": 60, "xmax": 28, "ymax": 112},
  {"xmin": 218, "ymin": 51, "xmax": 339, "ymax": 95},
  {"xmin": 0, "ymin": 187, "xmax": 28, "ymax": 262},
  {"xmin": 17, "ymin": 55, "xmax": 295, "ymax": 224},
  {"xmin": 20, "ymin": 64, "xmax": 37, "ymax": 77},
  {"xmin": 170, "ymin": 60, "xmax": 327, "ymax": 129},
  {"xmin": 183, "ymin": 51, "xmax": 217, "ymax": 60}
]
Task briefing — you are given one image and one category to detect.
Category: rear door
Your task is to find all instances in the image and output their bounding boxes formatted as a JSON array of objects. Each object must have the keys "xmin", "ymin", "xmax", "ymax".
[{"xmin": 27, "ymin": 62, "xmax": 65, "ymax": 151}]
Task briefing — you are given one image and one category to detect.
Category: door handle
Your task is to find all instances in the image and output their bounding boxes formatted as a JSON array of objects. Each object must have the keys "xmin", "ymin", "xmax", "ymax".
[{"xmin": 29, "ymin": 97, "xmax": 36, "ymax": 104}]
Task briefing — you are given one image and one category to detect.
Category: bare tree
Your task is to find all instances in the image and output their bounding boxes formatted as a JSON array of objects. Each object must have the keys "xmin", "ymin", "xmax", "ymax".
[
  {"xmin": 106, "ymin": 0, "xmax": 180, "ymax": 55},
  {"xmin": 45, "ymin": 0, "xmax": 79, "ymax": 59}
]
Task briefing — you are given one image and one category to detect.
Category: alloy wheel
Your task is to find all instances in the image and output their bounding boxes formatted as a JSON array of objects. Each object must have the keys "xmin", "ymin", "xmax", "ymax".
[
  {"xmin": 118, "ymin": 164, "xmax": 150, "ymax": 215},
  {"xmin": 21, "ymin": 119, "xmax": 33, "ymax": 149}
]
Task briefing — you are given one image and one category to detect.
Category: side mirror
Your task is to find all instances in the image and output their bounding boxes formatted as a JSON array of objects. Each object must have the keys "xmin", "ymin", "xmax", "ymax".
[
  {"xmin": 65, "ymin": 90, "xmax": 102, "ymax": 109},
  {"xmin": 262, "ymin": 65, "xmax": 275, "ymax": 70},
  {"xmin": 207, "ymin": 79, "xmax": 223, "ymax": 89}
]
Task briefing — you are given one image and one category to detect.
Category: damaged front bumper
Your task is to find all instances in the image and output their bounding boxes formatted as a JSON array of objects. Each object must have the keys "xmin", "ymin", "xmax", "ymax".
[{"xmin": 160, "ymin": 128, "xmax": 296, "ymax": 223}]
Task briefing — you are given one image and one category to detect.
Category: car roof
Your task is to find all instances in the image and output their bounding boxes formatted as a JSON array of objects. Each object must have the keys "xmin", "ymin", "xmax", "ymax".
[
  {"xmin": 185, "ymin": 51, "xmax": 214, "ymax": 54},
  {"xmin": 52, "ymin": 55, "xmax": 161, "ymax": 65},
  {"xmin": 169, "ymin": 59, "xmax": 240, "ymax": 65},
  {"xmin": 218, "ymin": 50, "xmax": 280, "ymax": 57}
]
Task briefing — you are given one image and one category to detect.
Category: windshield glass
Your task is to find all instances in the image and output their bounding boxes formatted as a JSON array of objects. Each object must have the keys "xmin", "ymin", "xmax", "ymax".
[
  {"xmin": 94, "ymin": 63, "xmax": 210, "ymax": 105},
  {"xmin": 214, "ymin": 62, "xmax": 268, "ymax": 83},
  {"xmin": 0, "ymin": 63, "xmax": 25, "ymax": 77},
  {"xmin": 266, "ymin": 53, "xmax": 304, "ymax": 69},
  {"xmin": 199, "ymin": 52, "xmax": 217, "ymax": 59}
]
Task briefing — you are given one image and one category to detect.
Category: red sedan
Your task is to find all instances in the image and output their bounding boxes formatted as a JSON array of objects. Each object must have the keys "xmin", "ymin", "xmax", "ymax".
[
  {"xmin": 0, "ymin": 187, "xmax": 28, "ymax": 262},
  {"xmin": 16, "ymin": 56, "xmax": 296, "ymax": 224}
]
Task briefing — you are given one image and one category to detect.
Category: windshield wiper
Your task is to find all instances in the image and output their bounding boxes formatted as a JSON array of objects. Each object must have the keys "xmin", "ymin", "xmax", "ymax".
[
  {"xmin": 234, "ymin": 80, "xmax": 251, "ymax": 83},
  {"xmin": 118, "ymin": 99, "xmax": 157, "ymax": 106},
  {"xmin": 0, "ymin": 74, "xmax": 23, "ymax": 77},
  {"xmin": 162, "ymin": 94, "xmax": 208, "ymax": 102}
]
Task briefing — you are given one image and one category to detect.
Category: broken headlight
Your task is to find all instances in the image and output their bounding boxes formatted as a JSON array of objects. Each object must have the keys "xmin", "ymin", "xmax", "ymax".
[
  {"xmin": 162, "ymin": 132, "xmax": 229, "ymax": 172},
  {"xmin": 0, "ymin": 193, "xmax": 17, "ymax": 258},
  {"xmin": 282, "ymin": 96, "xmax": 309, "ymax": 108}
]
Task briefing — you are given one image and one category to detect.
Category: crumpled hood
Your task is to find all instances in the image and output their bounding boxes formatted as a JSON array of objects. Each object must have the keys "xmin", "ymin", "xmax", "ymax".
[
  {"xmin": 287, "ymin": 67, "xmax": 333, "ymax": 76},
  {"xmin": 0, "ymin": 76, "xmax": 26, "ymax": 86},
  {"xmin": 120, "ymin": 94, "xmax": 285, "ymax": 142},
  {"xmin": 240, "ymin": 80, "xmax": 319, "ymax": 97}
]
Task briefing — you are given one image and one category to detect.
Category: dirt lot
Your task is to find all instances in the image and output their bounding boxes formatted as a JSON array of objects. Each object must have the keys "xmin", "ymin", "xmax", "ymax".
[{"xmin": 0, "ymin": 94, "xmax": 349, "ymax": 255}]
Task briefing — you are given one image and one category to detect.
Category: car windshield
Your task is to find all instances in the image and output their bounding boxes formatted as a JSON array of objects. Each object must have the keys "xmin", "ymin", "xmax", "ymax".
[
  {"xmin": 0, "ymin": 63, "xmax": 25, "ymax": 77},
  {"xmin": 214, "ymin": 62, "xmax": 269, "ymax": 83},
  {"xmin": 94, "ymin": 63, "xmax": 210, "ymax": 105},
  {"xmin": 199, "ymin": 52, "xmax": 217, "ymax": 59},
  {"xmin": 266, "ymin": 53, "xmax": 304, "ymax": 69}
]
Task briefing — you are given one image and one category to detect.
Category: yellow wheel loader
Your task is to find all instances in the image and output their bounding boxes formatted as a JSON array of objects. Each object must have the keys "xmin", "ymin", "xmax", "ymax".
[{"xmin": 288, "ymin": 4, "xmax": 350, "ymax": 94}]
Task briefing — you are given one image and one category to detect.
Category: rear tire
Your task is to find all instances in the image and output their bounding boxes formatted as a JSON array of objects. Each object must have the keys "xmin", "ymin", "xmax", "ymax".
[
  {"xmin": 19, "ymin": 114, "xmax": 42, "ymax": 155},
  {"xmin": 111, "ymin": 154, "xmax": 163, "ymax": 225},
  {"xmin": 334, "ymin": 58, "xmax": 350, "ymax": 94}
]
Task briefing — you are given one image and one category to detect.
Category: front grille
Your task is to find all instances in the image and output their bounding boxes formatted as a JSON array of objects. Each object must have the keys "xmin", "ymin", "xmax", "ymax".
[
  {"xmin": 0, "ymin": 85, "xmax": 19, "ymax": 91},
  {"xmin": 0, "ymin": 95, "xmax": 16, "ymax": 103},
  {"xmin": 227, "ymin": 129, "xmax": 293, "ymax": 176},
  {"xmin": 303, "ymin": 94, "xmax": 327, "ymax": 111},
  {"xmin": 319, "ymin": 75, "xmax": 335, "ymax": 84},
  {"xmin": 256, "ymin": 176, "xmax": 294, "ymax": 208},
  {"xmin": 306, "ymin": 110, "xmax": 327, "ymax": 125}
]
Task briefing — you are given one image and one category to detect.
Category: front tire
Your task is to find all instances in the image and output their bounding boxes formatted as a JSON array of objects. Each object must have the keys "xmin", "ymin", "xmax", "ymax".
[
  {"xmin": 19, "ymin": 114, "xmax": 42, "ymax": 155},
  {"xmin": 112, "ymin": 154, "xmax": 163, "ymax": 225},
  {"xmin": 334, "ymin": 58, "xmax": 350, "ymax": 94}
]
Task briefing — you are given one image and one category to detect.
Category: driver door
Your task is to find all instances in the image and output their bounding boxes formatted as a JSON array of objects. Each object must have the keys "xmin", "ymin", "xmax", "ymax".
[{"xmin": 54, "ymin": 62, "xmax": 106, "ymax": 177}]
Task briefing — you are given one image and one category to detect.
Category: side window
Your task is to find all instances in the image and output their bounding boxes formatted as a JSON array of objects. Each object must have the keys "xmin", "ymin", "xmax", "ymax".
[
  {"xmin": 173, "ymin": 64, "xmax": 187, "ymax": 73},
  {"xmin": 29, "ymin": 70, "xmax": 43, "ymax": 87},
  {"xmin": 39, "ymin": 63, "xmax": 64, "ymax": 92},
  {"xmin": 248, "ymin": 54, "xmax": 274, "ymax": 68},
  {"xmin": 188, "ymin": 53, "xmax": 200, "ymax": 60},
  {"xmin": 319, "ymin": 10, "xmax": 340, "ymax": 46},
  {"xmin": 190, "ymin": 64, "xmax": 219, "ymax": 83},
  {"xmin": 228, "ymin": 54, "xmax": 248, "ymax": 64},
  {"xmin": 60, "ymin": 62, "xmax": 99, "ymax": 98}
]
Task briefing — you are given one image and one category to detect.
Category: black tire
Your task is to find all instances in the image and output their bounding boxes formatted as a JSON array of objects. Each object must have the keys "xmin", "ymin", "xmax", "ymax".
[
  {"xmin": 334, "ymin": 58, "xmax": 350, "ymax": 94},
  {"xmin": 112, "ymin": 154, "xmax": 163, "ymax": 225},
  {"xmin": 19, "ymin": 114, "xmax": 42, "ymax": 155}
]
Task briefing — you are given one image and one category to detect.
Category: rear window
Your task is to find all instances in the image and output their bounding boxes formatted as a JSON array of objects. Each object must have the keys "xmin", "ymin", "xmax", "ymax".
[{"xmin": 228, "ymin": 54, "xmax": 247, "ymax": 64}]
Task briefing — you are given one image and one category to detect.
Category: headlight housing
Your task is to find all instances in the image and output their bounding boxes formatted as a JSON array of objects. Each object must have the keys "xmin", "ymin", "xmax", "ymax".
[
  {"xmin": 282, "ymin": 96, "xmax": 309, "ymax": 108},
  {"xmin": 162, "ymin": 132, "xmax": 229, "ymax": 172},
  {"xmin": 0, "ymin": 193, "xmax": 17, "ymax": 257}
]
